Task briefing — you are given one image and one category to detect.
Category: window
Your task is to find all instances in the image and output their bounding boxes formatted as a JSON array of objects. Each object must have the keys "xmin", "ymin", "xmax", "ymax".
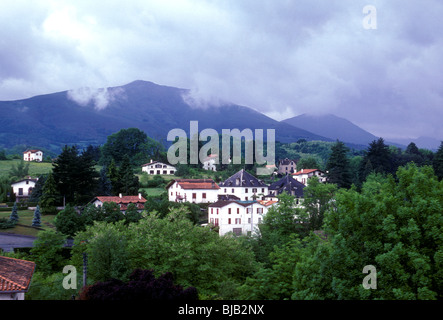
[
  {"xmin": 224, "ymin": 188, "xmax": 227, "ymax": 193},
  {"xmin": 248, "ymin": 218, "xmax": 251, "ymax": 223},
  {"xmin": 214, "ymin": 218, "xmax": 219, "ymax": 226},
  {"xmin": 262, "ymin": 188, "xmax": 265, "ymax": 193},
  {"xmin": 233, "ymin": 228, "xmax": 242, "ymax": 235},
  {"xmin": 211, "ymin": 208, "xmax": 213, "ymax": 214},
  {"xmin": 235, "ymin": 218, "xmax": 241, "ymax": 224},
  {"xmin": 217, "ymin": 209, "xmax": 219, "ymax": 215},
  {"xmin": 245, "ymin": 188, "xmax": 248, "ymax": 193},
  {"xmin": 232, "ymin": 188, "xmax": 235, "ymax": 193},
  {"xmin": 257, "ymin": 208, "xmax": 263, "ymax": 214},
  {"xmin": 237, "ymin": 208, "xmax": 240, "ymax": 214},
  {"xmin": 18, "ymin": 188, "xmax": 23, "ymax": 196},
  {"xmin": 245, "ymin": 197, "xmax": 248, "ymax": 201},
  {"xmin": 247, "ymin": 208, "xmax": 252, "ymax": 214},
  {"xmin": 228, "ymin": 218, "xmax": 231, "ymax": 224},
  {"xmin": 252, "ymin": 188, "xmax": 257, "ymax": 193},
  {"xmin": 192, "ymin": 193, "xmax": 197, "ymax": 199},
  {"xmin": 202, "ymin": 193, "xmax": 206, "ymax": 199},
  {"xmin": 228, "ymin": 208, "xmax": 231, "ymax": 214}
]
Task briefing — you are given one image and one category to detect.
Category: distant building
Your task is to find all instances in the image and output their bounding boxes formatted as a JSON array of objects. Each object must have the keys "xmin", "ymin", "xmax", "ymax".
[
  {"xmin": 278, "ymin": 158, "xmax": 297, "ymax": 175},
  {"xmin": 142, "ymin": 160, "xmax": 176, "ymax": 175},
  {"xmin": 218, "ymin": 169, "xmax": 268, "ymax": 201},
  {"xmin": 11, "ymin": 178, "xmax": 38, "ymax": 202},
  {"xmin": 23, "ymin": 149, "xmax": 43, "ymax": 162},
  {"xmin": 202, "ymin": 154, "xmax": 231, "ymax": 172},
  {"xmin": 90, "ymin": 193, "xmax": 147, "ymax": 213},
  {"xmin": 292, "ymin": 169, "xmax": 327, "ymax": 184},
  {"xmin": 166, "ymin": 179, "xmax": 220, "ymax": 203},
  {"xmin": 202, "ymin": 154, "xmax": 218, "ymax": 171},
  {"xmin": 0, "ymin": 256, "xmax": 35, "ymax": 300}
]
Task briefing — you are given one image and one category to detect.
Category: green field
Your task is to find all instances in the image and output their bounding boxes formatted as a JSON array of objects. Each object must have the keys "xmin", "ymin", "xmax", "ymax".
[
  {"xmin": 0, "ymin": 160, "xmax": 53, "ymax": 178},
  {"xmin": 0, "ymin": 209, "xmax": 56, "ymax": 237}
]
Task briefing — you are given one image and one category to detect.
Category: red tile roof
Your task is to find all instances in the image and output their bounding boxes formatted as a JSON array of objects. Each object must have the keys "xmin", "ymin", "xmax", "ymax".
[
  {"xmin": 167, "ymin": 179, "xmax": 220, "ymax": 190},
  {"xmin": 0, "ymin": 256, "xmax": 35, "ymax": 293},
  {"xmin": 292, "ymin": 169, "xmax": 322, "ymax": 175},
  {"xmin": 94, "ymin": 195, "xmax": 147, "ymax": 204}
]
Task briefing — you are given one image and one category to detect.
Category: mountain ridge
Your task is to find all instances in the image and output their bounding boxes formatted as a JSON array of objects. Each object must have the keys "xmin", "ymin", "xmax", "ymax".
[{"xmin": 0, "ymin": 80, "xmax": 332, "ymax": 152}]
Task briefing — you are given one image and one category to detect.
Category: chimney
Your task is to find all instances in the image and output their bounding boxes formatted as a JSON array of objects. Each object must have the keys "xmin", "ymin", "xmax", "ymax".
[
  {"xmin": 138, "ymin": 193, "xmax": 142, "ymax": 200},
  {"xmin": 119, "ymin": 193, "xmax": 122, "ymax": 198},
  {"xmin": 301, "ymin": 169, "xmax": 304, "ymax": 173},
  {"xmin": 150, "ymin": 159, "xmax": 153, "ymax": 163}
]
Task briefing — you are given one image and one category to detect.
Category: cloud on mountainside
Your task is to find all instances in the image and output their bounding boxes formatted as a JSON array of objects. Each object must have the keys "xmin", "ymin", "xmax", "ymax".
[{"xmin": 0, "ymin": 0, "xmax": 442, "ymax": 140}]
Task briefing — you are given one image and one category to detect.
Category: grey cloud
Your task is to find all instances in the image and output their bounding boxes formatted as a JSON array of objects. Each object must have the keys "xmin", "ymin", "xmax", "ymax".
[{"xmin": 0, "ymin": 0, "xmax": 442, "ymax": 140}]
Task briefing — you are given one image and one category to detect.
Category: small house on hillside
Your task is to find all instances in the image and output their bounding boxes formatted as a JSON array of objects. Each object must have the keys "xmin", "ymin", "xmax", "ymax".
[
  {"xmin": 292, "ymin": 169, "xmax": 327, "ymax": 184},
  {"xmin": 0, "ymin": 256, "xmax": 35, "ymax": 300},
  {"xmin": 11, "ymin": 178, "xmax": 38, "ymax": 202},
  {"xmin": 166, "ymin": 179, "xmax": 220, "ymax": 203},
  {"xmin": 278, "ymin": 158, "xmax": 297, "ymax": 175},
  {"xmin": 142, "ymin": 160, "xmax": 176, "ymax": 175},
  {"xmin": 23, "ymin": 150, "xmax": 43, "ymax": 162},
  {"xmin": 90, "ymin": 193, "xmax": 147, "ymax": 213}
]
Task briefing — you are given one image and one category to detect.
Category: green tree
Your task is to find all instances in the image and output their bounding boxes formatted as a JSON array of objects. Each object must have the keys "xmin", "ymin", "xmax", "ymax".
[
  {"xmin": 302, "ymin": 176, "xmax": 337, "ymax": 231},
  {"xmin": 293, "ymin": 164, "xmax": 443, "ymax": 300},
  {"xmin": 432, "ymin": 141, "xmax": 443, "ymax": 180},
  {"xmin": 100, "ymin": 128, "xmax": 165, "ymax": 167},
  {"xmin": 97, "ymin": 165, "xmax": 112, "ymax": 196},
  {"xmin": 9, "ymin": 202, "xmax": 19, "ymax": 223},
  {"xmin": 9, "ymin": 160, "xmax": 30, "ymax": 181},
  {"xmin": 30, "ymin": 230, "xmax": 68, "ymax": 276},
  {"xmin": 359, "ymin": 138, "xmax": 393, "ymax": 183},
  {"xmin": 32, "ymin": 205, "xmax": 42, "ymax": 227},
  {"xmin": 39, "ymin": 173, "xmax": 60, "ymax": 215},
  {"xmin": 54, "ymin": 204, "xmax": 85, "ymax": 237},
  {"xmin": 325, "ymin": 140, "xmax": 352, "ymax": 189},
  {"xmin": 118, "ymin": 155, "xmax": 140, "ymax": 195},
  {"xmin": 52, "ymin": 145, "xmax": 98, "ymax": 205},
  {"xmin": 28, "ymin": 175, "xmax": 47, "ymax": 203},
  {"xmin": 71, "ymin": 207, "xmax": 258, "ymax": 298}
]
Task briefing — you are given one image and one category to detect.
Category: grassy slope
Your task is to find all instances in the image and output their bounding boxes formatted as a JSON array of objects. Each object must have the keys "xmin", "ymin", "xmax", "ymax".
[{"xmin": 0, "ymin": 160, "xmax": 53, "ymax": 178}]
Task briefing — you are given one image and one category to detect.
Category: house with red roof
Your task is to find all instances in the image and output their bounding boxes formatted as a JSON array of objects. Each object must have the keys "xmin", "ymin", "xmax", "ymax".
[
  {"xmin": 0, "ymin": 256, "xmax": 36, "ymax": 300},
  {"xmin": 23, "ymin": 149, "xmax": 43, "ymax": 162},
  {"xmin": 166, "ymin": 179, "xmax": 220, "ymax": 203},
  {"xmin": 90, "ymin": 193, "xmax": 147, "ymax": 213},
  {"xmin": 292, "ymin": 168, "xmax": 327, "ymax": 185}
]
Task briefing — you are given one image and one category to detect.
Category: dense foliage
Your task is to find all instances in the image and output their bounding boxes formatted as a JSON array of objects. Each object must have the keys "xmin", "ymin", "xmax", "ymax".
[{"xmin": 79, "ymin": 269, "xmax": 198, "ymax": 300}]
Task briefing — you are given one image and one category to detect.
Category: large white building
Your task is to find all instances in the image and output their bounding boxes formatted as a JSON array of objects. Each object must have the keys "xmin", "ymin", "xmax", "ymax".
[
  {"xmin": 208, "ymin": 199, "xmax": 277, "ymax": 236},
  {"xmin": 142, "ymin": 160, "xmax": 176, "ymax": 175},
  {"xmin": 23, "ymin": 150, "xmax": 43, "ymax": 162},
  {"xmin": 218, "ymin": 169, "xmax": 268, "ymax": 201},
  {"xmin": 166, "ymin": 179, "xmax": 220, "ymax": 203}
]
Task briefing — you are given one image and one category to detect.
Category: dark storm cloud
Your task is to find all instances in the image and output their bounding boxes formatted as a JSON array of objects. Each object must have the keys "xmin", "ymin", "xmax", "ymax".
[{"xmin": 0, "ymin": 0, "xmax": 442, "ymax": 140}]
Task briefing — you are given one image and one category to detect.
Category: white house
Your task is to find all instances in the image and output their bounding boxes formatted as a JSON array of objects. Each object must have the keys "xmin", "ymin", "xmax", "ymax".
[
  {"xmin": 166, "ymin": 179, "xmax": 220, "ymax": 203},
  {"xmin": 23, "ymin": 150, "xmax": 43, "ymax": 162},
  {"xmin": 90, "ymin": 193, "xmax": 147, "ymax": 213},
  {"xmin": 208, "ymin": 199, "xmax": 277, "ymax": 236},
  {"xmin": 0, "ymin": 256, "xmax": 35, "ymax": 300},
  {"xmin": 142, "ymin": 160, "xmax": 176, "ymax": 175},
  {"xmin": 218, "ymin": 169, "xmax": 268, "ymax": 201},
  {"xmin": 11, "ymin": 178, "xmax": 38, "ymax": 202},
  {"xmin": 202, "ymin": 154, "xmax": 218, "ymax": 171},
  {"xmin": 292, "ymin": 169, "xmax": 327, "ymax": 185}
]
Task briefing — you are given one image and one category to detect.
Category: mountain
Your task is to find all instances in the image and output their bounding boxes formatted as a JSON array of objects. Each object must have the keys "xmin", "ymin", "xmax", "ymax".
[
  {"xmin": 282, "ymin": 113, "xmax": 393, "ymax": 148},
  {"xmin": 0, "ymin": 80, "xmax": 330, "ymax": 152},
  {"xmin": 387, "ymin": 136, "xmax": 441, "ymax": 151}
]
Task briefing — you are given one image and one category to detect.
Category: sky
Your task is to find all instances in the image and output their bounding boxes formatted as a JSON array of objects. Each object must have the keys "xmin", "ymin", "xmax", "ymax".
[{"xmin": 1, "ymin": 0, "xmax": 442, "ymax": 141}]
